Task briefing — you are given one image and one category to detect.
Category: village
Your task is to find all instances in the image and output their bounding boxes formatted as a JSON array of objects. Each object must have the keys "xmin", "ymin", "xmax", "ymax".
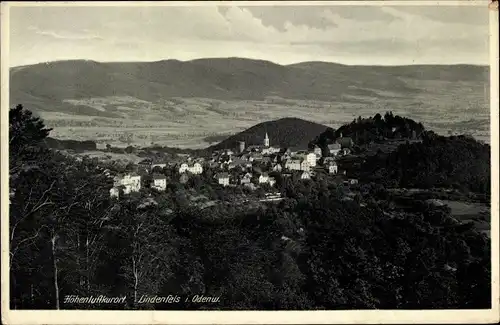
[{"xmin": 109, "ymin": 131, "xmax": 359, "ymax": 200}]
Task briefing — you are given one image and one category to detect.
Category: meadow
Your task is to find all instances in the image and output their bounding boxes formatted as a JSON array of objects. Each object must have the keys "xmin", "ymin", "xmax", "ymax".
[{"xmin": 40, "ymin": 84, "xmax": 490, "ymax": 149}]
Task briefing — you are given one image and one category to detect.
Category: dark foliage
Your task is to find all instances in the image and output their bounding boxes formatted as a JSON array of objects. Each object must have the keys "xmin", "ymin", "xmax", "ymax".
[
  {"xmin": 361, "ymin": 132, "xmax": 490, "ymax": 195},
  {"xmin": 43, "ymin": 137, "xmax": 97, "ymax": 152},
  {"xmin": 311, "ymin": 112, "xmax": 425, "ymax": 150},
  {"xmin": 9, "ymin": 106, "xmax": 491, "ymax": 310}
]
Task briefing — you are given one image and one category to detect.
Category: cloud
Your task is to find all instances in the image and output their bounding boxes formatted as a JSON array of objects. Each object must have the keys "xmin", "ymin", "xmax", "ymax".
[
  {"xmin": 9, "ymin": 5, "xmax": 489, "ymax": 67},
  {"xmin": 27, "ymin": 25, "xmax": 103, "ymax": 41}
]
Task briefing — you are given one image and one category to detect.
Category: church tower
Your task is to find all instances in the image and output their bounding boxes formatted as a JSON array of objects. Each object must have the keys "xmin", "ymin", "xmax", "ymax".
[{"xmin": 264, "ymin": 132, "xmax": 270, "ymax": 147}]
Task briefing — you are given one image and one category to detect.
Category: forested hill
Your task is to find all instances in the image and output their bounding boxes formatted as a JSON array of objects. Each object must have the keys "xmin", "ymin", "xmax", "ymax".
[
  {"xmin": 206, "ymin": 117, "xmax": 329, "ymax": 152},
  {"xmin": 361, "ymin": 132, "xmax": 491, "ymax": 196},
  {"xmin": 310, "ymin": 112, "xmax": 425, "ymax": 149}
]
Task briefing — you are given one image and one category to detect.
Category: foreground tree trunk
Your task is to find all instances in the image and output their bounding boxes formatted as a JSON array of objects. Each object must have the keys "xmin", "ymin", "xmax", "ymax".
[{"xmin": 51, "ymin": 234, "xmax": 60, "ymax": 310}]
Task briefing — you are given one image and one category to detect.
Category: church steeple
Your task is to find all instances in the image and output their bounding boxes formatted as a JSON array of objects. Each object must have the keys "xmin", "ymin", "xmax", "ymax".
[{"xmin": 264, "ymin": 132, "xmax": 270, "ymax": 147}]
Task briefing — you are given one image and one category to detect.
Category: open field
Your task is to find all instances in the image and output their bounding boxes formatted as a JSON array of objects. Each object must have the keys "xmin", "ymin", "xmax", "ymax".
[
  {"xmin": 11, "ymin": 59, "xmax": 490, "ymax": 149},
  {"xmin": 441, "ymin": 200, "xmax": 490, "ymax": 222},
  {"xmin": 442, "ymin": 200, "xmax": 491, "ymax": 237},
  {"xmin": 40, "ymin": 93, "xmax": 490, "ymax": 149}
]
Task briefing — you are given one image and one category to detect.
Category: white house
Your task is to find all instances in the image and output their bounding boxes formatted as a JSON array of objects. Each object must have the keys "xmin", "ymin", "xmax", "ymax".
[
  {"xmin": 259, "ymin": 173, "xmax": 270, "ymax": 184},
  {"xmin": 178, "ymin": 163, "xmax": 189, "ymax": 174},
  {"xmin": 301, "ymin": 171, "xmax": 311, "ymax": 180},
  {"xmin": 115, "ymin": 173, "xmax": 141, "ymax": 194},
  {"xmin": 179, "ymin": 162, "xmax": 203, "ymax": 175},
  {"xmin": 300, "ymin": 160, "xmax": 311, "ymax": 172},
  {"xmin": 285, "ymin": 159, "xmax": 301, "ymax": 171},
  {"xmin": 216, "ymin": 173, "xmax": 230, "ymax": 187},
  {"xmin": 110, "ymin": 187, "xmax": 120, "ymax": 198},
  {"xmin": 269, "ymin": 177, "xmax": 276, "ymax": 187},
  {"xmin": 328, "ymin": 143, "xmax": 342, "ymax": 156},
  {"xmin": 328, "ymin": 163, "xmax": 338, "ymax": 174},
  {"xmin": 152, "ymin": 174, "xmax": 167, "ymax": 191},
  {"xmin": 285, "ymin": 158, "xmax": 310, "ymax": 171},
  {"xmin": 305, "ymin": 153, "xmax": 317, "ymax": 167}
]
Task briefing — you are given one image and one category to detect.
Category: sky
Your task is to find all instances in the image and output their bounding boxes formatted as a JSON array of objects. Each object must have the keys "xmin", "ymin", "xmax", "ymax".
[{"xmin": 8, "ymin": 4, "xmax": 491, "ymax": 67}]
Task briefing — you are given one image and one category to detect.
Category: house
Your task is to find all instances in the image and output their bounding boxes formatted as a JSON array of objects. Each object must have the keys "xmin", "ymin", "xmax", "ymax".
[
  {"xmin": 328, "ymin": 143, "xmax": 342, "ymax": 156},
  {"xmin": 138, "ymin": 159, "xmax": 152, "ymax": 171},
  {"xmin": 269, "ymin": 177, "xmax": 276, "ymax": 187},
  {"xmin": 327, "ymin": 162, "xmax": 338, "ymax": 174},
  {"xmin": 285, "ymin": 158, "xmax": 310, "ymax": 171},
  {"xmin": 303, "ymin": 152, "xmax": 317, "ymax": 167},
  {"xmin": 259, "ymin": 173, "xmax": 270, "ymax": 184},
  {"xmin": 313, "ymin": 145, "xmax": 322, "ymax": 158},
  {"xmin": 323, "ymin": 157, "xmax": 336, "ymax": 165},
  {"xmin": 349, "ymin": 179, "xmax": 359, "ymax": 185},
  {"xmin": 179, "ymin": 162, "xmax": 203, "ymax": 175},
  {"xmin": 190, "ymin": 162, "xmax": 203, "ymax": 174},
  {"xmin": 216, "ymin": 173, "xmax": 230, "ymax": 187},
  {"xmin": 285, "ymin": 159, "xmax": 302, "ymax": 171},
  {"xmin": 301, "ymin": 171, "xmax": 311, "ymax": 180},
  {"xmin": 240, "ymin": 172, "xmax": 252, "ymax": 185},
  {"xmin": 261, "ymin": 146, "xmax": 281, "ymax": 155},
  {"xmin": 110, "ymin": 187, "xmax": 120, "ymax": 198},
  {"xmin": 342, "ymin": 148, "xmax": 351, "ymax": 156},
  {"xmin": 114, "ymin": 173, "xmax": 141, "ymax": 194},
  {"xmin": 151, "ymin": 174, "xmax": 167, "ymax": 191},
  {"xmin": 178, "ymin": 163, "xmax": 189, "ymax": 173},
  {"xmin": 272, "ymin": 164, "xmax": 283, "ymax": 172},
  {"xmin": 151, "ymin": 163, "xmax": 167, "ymax": 170},
  {"xmin": 300, "ymin": 160, "xmax": 311, "ymax": 172},
  {"xmin": 228, "ymin": 157, "xmax": 245, "ymax": 170},
  {"xmin": 246, "ymin": 145, "xmax": 262, "ymax": 153}
]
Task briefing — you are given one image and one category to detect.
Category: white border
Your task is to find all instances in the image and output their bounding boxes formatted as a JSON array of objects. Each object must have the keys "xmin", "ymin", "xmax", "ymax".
[{"xmin": 1, "ymin": 1, "xmax": 499, "ymax": 324}]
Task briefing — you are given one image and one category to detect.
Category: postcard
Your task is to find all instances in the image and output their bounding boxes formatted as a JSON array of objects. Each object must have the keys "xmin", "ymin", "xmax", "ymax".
[{"xmin": 1, "ymin": 1, "xmax": 499, "ymax": 324}]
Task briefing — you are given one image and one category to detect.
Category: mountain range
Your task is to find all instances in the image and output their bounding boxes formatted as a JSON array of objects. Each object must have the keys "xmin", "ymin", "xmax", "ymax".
[
  {"xmin": 9, "ymin": 57, "xmax": 490, "ymax": 148},
  {"xmin": 10, "ymin": 58, "xmax": 489, "ymax": 117}
]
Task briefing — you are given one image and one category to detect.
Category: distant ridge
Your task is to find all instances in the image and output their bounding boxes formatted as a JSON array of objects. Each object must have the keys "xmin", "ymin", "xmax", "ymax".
[{"xmin": 9, "ymin": 57, "xmax": 489, "ymax": 117}]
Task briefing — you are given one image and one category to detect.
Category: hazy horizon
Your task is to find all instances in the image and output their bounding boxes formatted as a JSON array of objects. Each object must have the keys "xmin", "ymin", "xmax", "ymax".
[{"xmin": 9, "ymin": 5, "xmax": 490, "ymax": 67}]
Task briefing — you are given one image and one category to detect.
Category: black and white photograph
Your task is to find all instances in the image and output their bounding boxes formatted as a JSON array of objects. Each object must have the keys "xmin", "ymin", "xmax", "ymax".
[{"xmin": 1, "ymin": 1, "xmax": 499, "ymax": 324}]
